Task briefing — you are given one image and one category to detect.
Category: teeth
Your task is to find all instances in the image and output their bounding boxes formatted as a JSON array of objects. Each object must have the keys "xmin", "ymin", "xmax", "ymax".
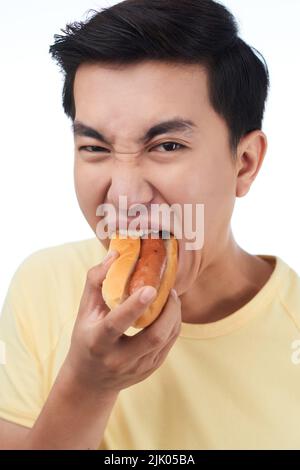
[
  {"xmin": 118, "ymin": 229, "xmax": 142, "ymax": 237},
  {"xmin": 140, "ymin": 229, "xmax": 160, "ymax": 236},
  {"xmin": 110, "ymin": 228, "xmax": 166, "ymax": 238}
]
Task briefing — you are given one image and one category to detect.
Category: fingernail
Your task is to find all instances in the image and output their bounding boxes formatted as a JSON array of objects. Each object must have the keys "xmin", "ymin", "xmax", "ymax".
[
  {"xmin": 171, "ymin": 288, "xmax": 179, "ymax": 303},
  {"xmin": 140, "ymin": 286, "xmax": 157, "ymax": 304},
  {"xmin": 103, "ymin": 249, "xmax": 118, "ymax": 264}
]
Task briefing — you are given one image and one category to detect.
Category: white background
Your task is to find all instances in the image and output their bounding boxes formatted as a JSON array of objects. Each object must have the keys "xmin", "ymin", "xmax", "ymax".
[{"xmin": 0, "ymin": 0, "xmax": 299, "ymax": 308}]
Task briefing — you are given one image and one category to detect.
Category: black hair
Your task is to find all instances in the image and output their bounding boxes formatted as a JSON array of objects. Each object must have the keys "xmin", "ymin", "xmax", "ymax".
[{"xmin": 49, "ymin": 0, "xmax": 269, "ymax": 152}]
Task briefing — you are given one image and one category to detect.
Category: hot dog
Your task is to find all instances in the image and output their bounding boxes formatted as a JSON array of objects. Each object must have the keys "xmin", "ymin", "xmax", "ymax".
[
  {"xmin": 128, "ymin": 237, "xmax": 167, "ymax": 294},
  {"xmin": 102, "ymin": 230, "xmax": 178, "ymax": 328}
]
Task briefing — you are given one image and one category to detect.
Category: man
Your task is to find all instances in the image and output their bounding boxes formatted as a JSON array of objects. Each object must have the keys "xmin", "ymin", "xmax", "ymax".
[{"xmin": 1, "ymin": 0, "xmax": 300, "ymax": 450}]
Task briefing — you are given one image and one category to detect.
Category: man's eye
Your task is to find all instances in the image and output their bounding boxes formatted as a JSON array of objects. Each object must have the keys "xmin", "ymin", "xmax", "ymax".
[
  {"xmin": 79, "ymin": 146, "xmax": 107, "ymax": 153},
  {"xmin": 151, "ymin": 142, "xmax": 186, "ymax": 152}
]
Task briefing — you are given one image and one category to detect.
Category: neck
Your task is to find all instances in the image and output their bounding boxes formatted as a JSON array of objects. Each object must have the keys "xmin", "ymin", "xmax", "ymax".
[{"xmin": 180, "ymin": 230, "xmax": 275, "ymax": 324}]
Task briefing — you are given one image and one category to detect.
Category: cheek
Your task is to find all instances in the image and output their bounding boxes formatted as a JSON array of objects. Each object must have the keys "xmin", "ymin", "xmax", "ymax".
[
  {"xmin": 74, "ymin": 162, "xmax": 107, "ymax": 223},
  {"xmin": 177, "ymin": 157, "xmax": 235, "ymax": 236}
]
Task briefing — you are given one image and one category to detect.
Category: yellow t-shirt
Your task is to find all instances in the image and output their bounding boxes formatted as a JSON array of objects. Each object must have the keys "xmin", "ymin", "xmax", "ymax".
[{"xmin": 1, "ymin": 237, "xmax": 300, "ymax": 450}]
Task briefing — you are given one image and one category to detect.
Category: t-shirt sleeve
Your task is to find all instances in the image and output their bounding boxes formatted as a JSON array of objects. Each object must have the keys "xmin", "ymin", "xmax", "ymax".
[
  {"xmin": 0, "ymin": 267, "xmax": 45, "ymax": 428},
  {"xmin": 0, "ymin": 240, "xmax": 116, "ymax": 446},
  {"xmin": 0, "ymin": 254, "xmax": 59, "ymax": 427}
]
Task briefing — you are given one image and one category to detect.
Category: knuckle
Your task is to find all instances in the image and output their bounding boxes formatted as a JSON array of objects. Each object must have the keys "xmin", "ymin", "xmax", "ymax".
[
  {"xmin": 170, "ymin": 311, "xmax": 181, "ymax": 335},
  {"xmin": 156, "ymin": 353, "xmax": 166, "ymax": 366},
  {"xmin": 148, "ymin": 331, "xmax": 165, "ymax": 347},
  {"xmin": 86, "ymin": 330, "xmax": 104, "ymax": 357},
  {"xmin": 133, "ymin": 357, "xmax": 145, "ymax": 375},
  {"xmin": 89, "ymin": 343, "xmax": 101, "ymax": 358},
  {"xmin": 103, "ymin": 356, "xmax": 120, "ymax": 373},
  {"xmin": 103, "ymin": 317, "xmax": 121, "ymax": 337},
  {"xmin": 87, "ymin": 336, "xmax": 101, "ymax": 357},
  {"xmin": 86, "ymin": 267, "xmax": 99, "ymax": 286},
  {"xmin": 151, "ymin": 353, "xmax": 163, "ymax": 370}
]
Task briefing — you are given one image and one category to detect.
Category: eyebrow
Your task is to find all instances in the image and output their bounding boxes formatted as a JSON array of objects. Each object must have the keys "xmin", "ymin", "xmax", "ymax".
[{"xmin": 72, "ymin": 117, "xmax": 196, "ymax": 145}]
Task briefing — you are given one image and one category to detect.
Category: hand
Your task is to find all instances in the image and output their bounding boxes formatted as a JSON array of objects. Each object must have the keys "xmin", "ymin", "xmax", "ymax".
[{"xmin": 64, "ymin": 250, "xmax": 182, "ymax": 396}]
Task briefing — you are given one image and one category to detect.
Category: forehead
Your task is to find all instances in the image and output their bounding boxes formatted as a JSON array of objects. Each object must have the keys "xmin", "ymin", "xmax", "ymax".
[{"xmin": 73, "ymin": 60, "xmax": 210, "ymax": 114}]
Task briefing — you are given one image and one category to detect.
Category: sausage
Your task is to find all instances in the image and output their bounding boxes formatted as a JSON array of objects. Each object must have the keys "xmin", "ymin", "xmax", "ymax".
[{"xmin": 128, "ymin": 237, "xmax": 167, "ymax": 294}]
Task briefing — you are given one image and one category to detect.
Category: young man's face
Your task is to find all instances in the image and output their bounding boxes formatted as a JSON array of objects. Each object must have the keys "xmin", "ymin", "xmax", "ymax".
[{"xmin": 73, "ymin": 61, "xmax": 239, "ymax": 295}]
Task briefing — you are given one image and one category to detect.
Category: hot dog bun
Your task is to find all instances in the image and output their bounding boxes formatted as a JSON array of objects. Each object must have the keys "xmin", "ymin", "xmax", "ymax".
[{"xmin": 102, "ymin": 231, "xmax": 178, "ymax": 328}]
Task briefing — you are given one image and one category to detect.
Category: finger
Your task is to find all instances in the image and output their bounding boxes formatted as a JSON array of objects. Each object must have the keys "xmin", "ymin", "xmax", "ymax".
[
  {"xmin": 132, "ymin": 326, "xmax": 179, "ymax": 378},
  {"xmin": 144, "ymin": 326, "xmax": 179, "ymax": 370},
  {"xmin": 78, "ymin": 250, "xmax": 119, "ymax": 319},
  {"xmin": 124, "ymin": 289, "xmax": 181, "ymax": 357},
  {"xmin": 97, "ymin": 285, "xmax": 158, "ymax": 343}
]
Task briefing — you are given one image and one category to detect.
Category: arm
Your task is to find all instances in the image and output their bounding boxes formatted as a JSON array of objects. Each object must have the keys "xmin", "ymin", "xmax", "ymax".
[
  {"xmin": 0, "ymin": 419, "xmax": 30, "ymax": 450},
  {"xmin": 1, "ymin": 250, "xmax": 181, "ymax": 450},
  {"xmin": 21, "ymin": 361, "xmax": 118, "ymax": 450}
]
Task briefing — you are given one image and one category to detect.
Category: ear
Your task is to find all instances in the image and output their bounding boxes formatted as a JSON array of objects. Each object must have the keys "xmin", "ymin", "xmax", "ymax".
[{"xmin": 235, "ymin": 130, "xmax": 268, "ymax": 198}]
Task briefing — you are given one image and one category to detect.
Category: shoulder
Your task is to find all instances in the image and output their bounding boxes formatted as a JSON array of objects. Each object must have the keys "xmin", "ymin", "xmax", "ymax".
[
  {"xmin": 15, "ymin": 237, "xmax": 106, "ymax": 275},
  {"xmin": 277, "ymin": 257, "xmax": 300, "ymax": 329},
  {"xmin": 7, "ymin": 236, "xmax": 108, "ymax": 314}
]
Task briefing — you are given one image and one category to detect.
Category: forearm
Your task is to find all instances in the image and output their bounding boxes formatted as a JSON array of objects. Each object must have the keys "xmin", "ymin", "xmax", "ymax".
[{"xmin": 21, "ymin": 361, "xmax": 118, "ymax": 450}]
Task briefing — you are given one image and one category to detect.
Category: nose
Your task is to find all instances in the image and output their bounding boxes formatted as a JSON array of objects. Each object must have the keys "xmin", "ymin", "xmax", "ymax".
[{"xmin": 106, "ymin": 153, "xmax": 154, "ymax": 209}]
